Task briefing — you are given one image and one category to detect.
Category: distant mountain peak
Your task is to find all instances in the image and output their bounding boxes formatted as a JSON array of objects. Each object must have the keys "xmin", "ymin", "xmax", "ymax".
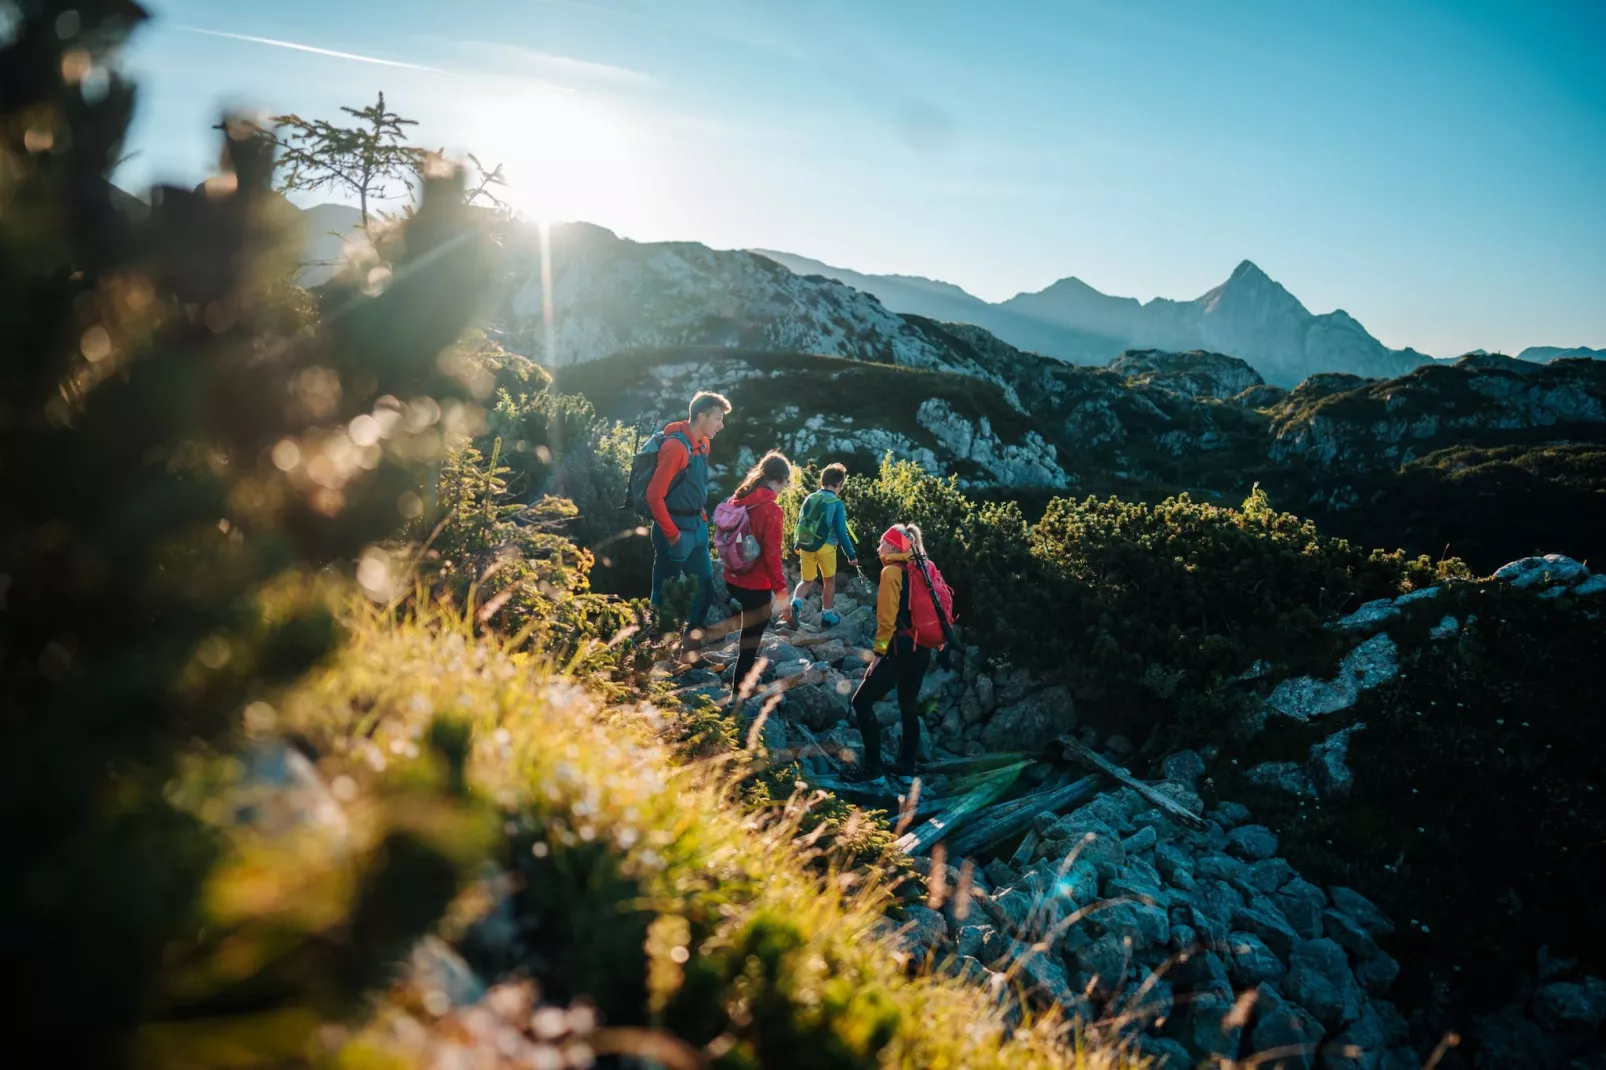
[{"xmin": 1230, "ymin": 259, "xmax": 1269, "ymax": 282}]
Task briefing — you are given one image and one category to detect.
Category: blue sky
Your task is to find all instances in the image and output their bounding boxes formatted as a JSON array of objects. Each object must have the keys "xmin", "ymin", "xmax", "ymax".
[{"xmin": 120, "ymin": 0, "xmax": 1605, "ymax": 356}]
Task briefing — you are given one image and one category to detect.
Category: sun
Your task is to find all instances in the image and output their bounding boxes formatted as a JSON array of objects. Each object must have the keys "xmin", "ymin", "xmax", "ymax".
[{"xmin": 457, "ymin": 81, "xmax": 653, "ymax": 229}]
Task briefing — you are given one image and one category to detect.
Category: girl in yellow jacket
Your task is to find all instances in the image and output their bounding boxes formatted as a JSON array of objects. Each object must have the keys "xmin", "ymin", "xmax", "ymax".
[{"xmin": 844, "ymin": 523, "xmax": 934, "ymax": 782}]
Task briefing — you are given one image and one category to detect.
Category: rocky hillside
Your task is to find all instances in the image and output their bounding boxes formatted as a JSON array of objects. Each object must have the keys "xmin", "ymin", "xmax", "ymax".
[
  {"xmin": 1270, "ymin": 354, "xmax": 1606, "ymax": 470},
  {"xmin": 753, "ymin": 248, "xmax": 1128, "ymax": 365},
  {"xmin": 552, "ymin": 347, "xmax": 1070, "ymax": 490},
  {"xmin": 502, "ymin": 223, "xmax": 1009, "ymax": 383}
]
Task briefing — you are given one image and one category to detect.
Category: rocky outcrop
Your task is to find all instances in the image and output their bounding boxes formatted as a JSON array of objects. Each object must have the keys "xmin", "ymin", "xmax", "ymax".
[
  {"xmin": 1270, "ymin": 357, "xmax": 1606, "ymax": 469},
  {"xmin": 1108, "ymin": 349, "xmax": 1266, "ymax": 400},
  {"xmin": 502, "ymin": 223, "xmax": 1008, "ymax": 384},
  {"xmin": 915, "ymin": 397, "xmax": 1069, "ymax": 488}
]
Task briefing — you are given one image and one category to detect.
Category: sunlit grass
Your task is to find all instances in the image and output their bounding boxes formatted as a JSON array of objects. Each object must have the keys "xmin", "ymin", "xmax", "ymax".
[{"xmin": 273, "ymin": 604, "xmax": 1137, "ymax": 1068}]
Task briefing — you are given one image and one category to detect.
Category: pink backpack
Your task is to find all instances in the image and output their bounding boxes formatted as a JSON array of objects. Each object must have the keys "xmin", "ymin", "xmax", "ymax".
[{"xmin": 712, "ymin": 498, "xmax": 762, "ymax": 574}]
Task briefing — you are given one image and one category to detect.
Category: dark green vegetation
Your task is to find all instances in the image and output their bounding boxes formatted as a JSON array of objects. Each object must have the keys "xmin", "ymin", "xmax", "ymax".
[
  {"xmin": 826, "ymin": 461, "xmax": 1464, "ymax": 748},
  {"xmin": 1303, "ymin": 438, "xmax": 1606, "ymax": 573},
  {"xmin": 1222, "ymin": 584, "xmax": 1606, "ymax": 1015}
]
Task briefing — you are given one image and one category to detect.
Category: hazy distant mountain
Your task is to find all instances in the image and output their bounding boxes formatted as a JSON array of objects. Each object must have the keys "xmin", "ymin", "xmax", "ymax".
[
  {"xmin": 758, "ymin": 251, "xmax": 1431, "ymax": 386},
  {"xmin": 751, "ymin": 249, "xmax": 1127, "ymax": 365},
  {"xmin": 293, "ymin": 203, "xmax": 365, "ymax": 287},
  {"xmin": 1519, "ymin": 345, "xmax": 1606, "ymax": 363}
]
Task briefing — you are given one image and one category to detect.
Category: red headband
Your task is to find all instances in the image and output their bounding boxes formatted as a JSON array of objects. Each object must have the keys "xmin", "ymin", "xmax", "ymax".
[{"xmin": 880, "ymin": 526, "xmax": 910, "ymax": 552}]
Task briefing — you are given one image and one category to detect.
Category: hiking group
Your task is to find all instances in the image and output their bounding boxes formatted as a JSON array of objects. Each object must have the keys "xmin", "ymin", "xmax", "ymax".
[{"xmin": 628, "ymin": 391, "xmax": 957, "ymax": 783}]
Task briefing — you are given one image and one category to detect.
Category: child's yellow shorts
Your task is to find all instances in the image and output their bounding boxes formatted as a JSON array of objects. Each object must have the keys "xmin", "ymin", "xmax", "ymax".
[{"xmin": 799, "ymin": 544, "xmax": 837, "ymax": 581}]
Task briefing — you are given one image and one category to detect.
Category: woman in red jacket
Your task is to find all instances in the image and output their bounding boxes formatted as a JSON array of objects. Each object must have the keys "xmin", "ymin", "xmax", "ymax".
[{"xmin": 718, "ymin": 450, "xmax": 793, "ymax": 702}]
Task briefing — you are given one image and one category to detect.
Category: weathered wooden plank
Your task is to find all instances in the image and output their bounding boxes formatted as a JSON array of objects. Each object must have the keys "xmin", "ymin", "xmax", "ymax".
[
  {"xmin": 946, "ymin": 774, "xmax": 1101, "ymax": 857},
  {"xmin": 1058, "ymin": 735, "xmax": 1205, "ymax": 829},
  {"xmin": 894, "ymin": 761, "xmax": 1031, "ymax": 855}
]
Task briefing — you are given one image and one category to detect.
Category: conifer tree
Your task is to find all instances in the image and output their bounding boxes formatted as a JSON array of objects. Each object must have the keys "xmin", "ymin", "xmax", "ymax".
[{"xmin": 272, "ymin": 91, "xmax": 423, "ymax": 225}]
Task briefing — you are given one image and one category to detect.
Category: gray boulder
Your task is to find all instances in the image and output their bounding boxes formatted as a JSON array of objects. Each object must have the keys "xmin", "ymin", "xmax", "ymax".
[
  {"xmin": 981, "ymin": 684, "xmax": 1075, "ymax": 751},
  {"xmin": 1355, "ymin": 952, "xmax": 1399, "ymax": 997},
  {"xmin": 1322, "ymin": 908, "xmax": 1381, "ymax": 960},
  {"xmin": 1093, "ymin": 900, "xmax": 1171, "ymax": 950},
  {"xmin": 1249, "ymin": 982, "xmax": 1324, "ymax": 1070},
  {"xmin": 1073, "ymin": 931, "xmax": 1132, "ymax": 999},
  {"xmin": 1234, "ymin": 899, "xmax": 1301, "ymax": 960},
  {"xmin": 1287, "ymin": 938, "xmax": 1366, "ymax": 1029},
  {"xmin": 1248, "ymin": 760, "xmax": 1319, "ymax": 799},
  {"xmin": 1161, "ymin": 749, "xmax": 1207, "ymax": 785},
  {"xmin": 1492, "ymin": 553, "xmax": 1589, "ymax": 589},
  {"xmin": 1327, "ymin": 887, "xmax": 1395, "ymax": 937},
  {"xmin": 1226, "ymin": 931, "xmax": 1289, "ymax": 985},
  {"xmin": 1320, "ymin": 1004, "xmax": 1387, "ymax": 1070},
  {"xmin": 1226, "ymin": 823, "xmax": 1281, "ymax": 861},
  {"xmin": 898, "ymin": 904, "xmax": 950, "ymax": 958},
  {"xmin": 1532, "ymin": 976, "xmax": 1606, "ymax": 1031}
]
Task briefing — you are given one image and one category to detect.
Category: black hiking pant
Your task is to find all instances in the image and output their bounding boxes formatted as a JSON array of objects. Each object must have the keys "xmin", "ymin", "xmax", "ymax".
[
  {"xmin": 850, "ymin": 640, "xmax": 932, "ymax": 772},
  {"xmin": 728, "ymin": 586, "xmax": 775, "ymax": 701}
]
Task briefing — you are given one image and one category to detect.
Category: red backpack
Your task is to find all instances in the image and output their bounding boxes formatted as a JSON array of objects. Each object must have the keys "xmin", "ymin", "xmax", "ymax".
[{"xmin": 903, "ymin": 554, "xmax": 957, "ymax": 649}]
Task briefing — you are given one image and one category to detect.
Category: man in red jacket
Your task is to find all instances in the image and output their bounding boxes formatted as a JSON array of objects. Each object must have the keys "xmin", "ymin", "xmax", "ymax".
[{"xmin": 647, "ymin": 391, "xmax": 729, "ymax": 646}]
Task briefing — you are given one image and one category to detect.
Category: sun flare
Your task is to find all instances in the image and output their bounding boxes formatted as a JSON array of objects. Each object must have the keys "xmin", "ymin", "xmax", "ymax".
[{"xmin": 460, "ymin": 84, "xmax": 650, "ymax": 228}]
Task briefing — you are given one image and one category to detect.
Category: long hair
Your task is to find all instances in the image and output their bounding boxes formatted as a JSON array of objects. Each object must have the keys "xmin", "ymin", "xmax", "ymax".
[
  {"xmin": 889, "ymin": 522, "xmax": 926, "ymax": 556},
  {"xmin": 732, "ymin": 450, "xmax": 792, "ymax": 499}
]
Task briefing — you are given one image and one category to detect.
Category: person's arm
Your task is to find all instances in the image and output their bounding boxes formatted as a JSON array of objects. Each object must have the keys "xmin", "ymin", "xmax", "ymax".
[
  {"xmin": 873, "ymin": 565, "xmax": 904, "ymax": 655},
  {"xmin": 759, "ymin": 502, "xmax": 787, "ymax": 595},
  {"xmin": 831, "ymin": 500, "xmax": 857, "ymax": 562},
  {"xmin": 645, "ymin": 437, "xmax": 690, "ymax": 541}
]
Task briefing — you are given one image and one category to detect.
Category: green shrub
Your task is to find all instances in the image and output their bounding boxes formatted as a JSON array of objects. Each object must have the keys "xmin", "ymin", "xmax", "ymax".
[{"xmin": 840, "ymin": 462, "xmax": 1468, "ymax": 748}]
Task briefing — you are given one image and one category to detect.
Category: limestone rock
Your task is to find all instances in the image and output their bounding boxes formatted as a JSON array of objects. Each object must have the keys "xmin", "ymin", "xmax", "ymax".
[
  {"xmin": 1326, "ymin": 887, "xmax": 1395, "ymax": 937},
  {"xmin": 1287, "ymin": 938, "xmax": 1366, "ymax": 1029},
  {"xmin": 980, "ymin": 684, "xmax": 1075, "ymax": 751},
  {"xmin": 1227, "ymin": 824, "xmax": 1281, "ymax": 861}
]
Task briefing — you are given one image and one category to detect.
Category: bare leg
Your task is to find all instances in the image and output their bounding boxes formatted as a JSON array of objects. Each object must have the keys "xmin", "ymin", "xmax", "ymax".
[{"xmin": 821, "ymin": 574, "xmax": 836, "ymax": 612}]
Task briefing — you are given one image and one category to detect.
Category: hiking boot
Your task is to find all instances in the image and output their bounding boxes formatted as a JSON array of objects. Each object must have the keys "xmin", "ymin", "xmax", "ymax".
[
  {"xmin": 820, "ymin": 609, "xmax": 841, "ymax": 627},
  {"xmin": 786, "ymin": 598, "xmax": 804, "ymax": 629},
  {"xmin": 841, "ymin": 764, "xmax": 886, "ymax": 784}
]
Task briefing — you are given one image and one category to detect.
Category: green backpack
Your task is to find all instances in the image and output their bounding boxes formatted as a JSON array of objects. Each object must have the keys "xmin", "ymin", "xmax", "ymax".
[{"xmin": 794, "ymin": 490, "xmax": 836, "ymax": 552}]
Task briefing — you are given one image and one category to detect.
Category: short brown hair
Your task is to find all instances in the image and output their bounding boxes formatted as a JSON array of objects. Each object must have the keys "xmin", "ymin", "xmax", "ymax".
[
  {"xmin": 820, "ymin": 462, "xmax": 847, "ymax": 488},
  {"xmin": 689, "ymin": 391, "xmax": 731, "ymax": 423}
]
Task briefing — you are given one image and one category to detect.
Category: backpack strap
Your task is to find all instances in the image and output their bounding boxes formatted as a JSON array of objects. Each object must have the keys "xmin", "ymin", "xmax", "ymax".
[{"xmin": 661, "ymin": 430, "xmax": 699, "ymax": 517}]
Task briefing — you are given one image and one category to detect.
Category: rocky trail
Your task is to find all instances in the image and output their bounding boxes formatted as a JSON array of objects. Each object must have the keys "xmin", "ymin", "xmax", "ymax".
[
  {"xmin": 653, "ymin": 556, "xmax": 1606, "ymax": 1069},
  {"xmin": 656, "ymin": 584, "xmax": 1420, "ymax": 1068}
]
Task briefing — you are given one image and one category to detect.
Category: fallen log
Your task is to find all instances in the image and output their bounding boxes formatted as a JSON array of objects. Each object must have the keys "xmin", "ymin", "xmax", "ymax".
[
  {"xmin": 945, "ymin": 774, "xmax": 1101, "ymax": 858},
  {"xmin": 894, "ymin": 761, "xmax": 1030, "ymax": 855},
  {"xmin": 1057, "ymin": 736, "xmax": 1206, "ymax": 829}
]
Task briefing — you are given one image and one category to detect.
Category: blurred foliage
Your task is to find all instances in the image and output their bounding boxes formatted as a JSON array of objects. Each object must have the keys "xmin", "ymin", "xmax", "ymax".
[{"xmin": 0, "ymin": 2, "xmax": 504, "ymax": 1059}]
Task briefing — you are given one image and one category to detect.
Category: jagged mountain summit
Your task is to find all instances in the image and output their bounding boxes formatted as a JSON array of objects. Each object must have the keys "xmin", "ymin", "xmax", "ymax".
[{"xmin": 759, "ymin": 250, "xmax": 1432, "ymax": 387}]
